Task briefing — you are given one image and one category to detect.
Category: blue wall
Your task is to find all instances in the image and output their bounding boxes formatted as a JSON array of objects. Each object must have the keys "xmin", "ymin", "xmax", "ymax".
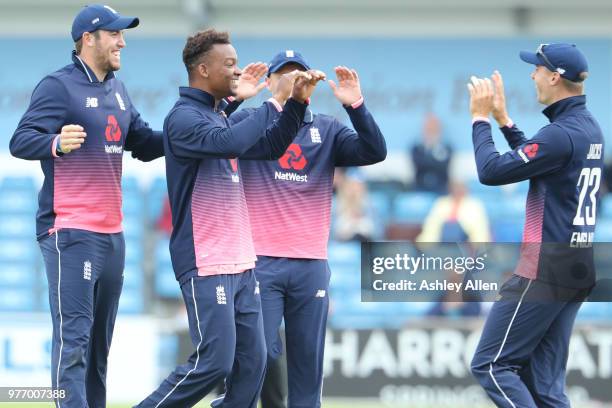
[{"xmin": 1, "ymin": 38, "xmax": 610, "ymax": 153}]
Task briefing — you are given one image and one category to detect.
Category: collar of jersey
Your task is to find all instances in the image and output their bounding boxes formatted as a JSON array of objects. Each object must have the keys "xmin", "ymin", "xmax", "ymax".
[
  {"xmin": 302, "ymin": 108, "xmax": 314, "ymax": 124},
  {"xmin": 71, "ymin": 51, "xmax": 115, "ymax": 84},
  {"xmin": 179, "ymin": 86, "xmax": 216, "ymax": 108},
  {"xmin": 543, "ymin": 94, "xmax": 586, "ymax": 122}
]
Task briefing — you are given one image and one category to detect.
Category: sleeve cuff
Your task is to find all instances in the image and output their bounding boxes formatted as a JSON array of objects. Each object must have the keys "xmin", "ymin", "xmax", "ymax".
[
  {"xmin": 501, "ymin": 119, "xmax": 514, "ymax": 129},
  {"xmin": 267, "ymin": 97, "xmax": 283, "ymax": 113},
  {"xmin": 472, "ymin": 116, "xmax": 490, "ymax": 125},
  {"xmin": 51, "ymin": 134, "xmax": 61, "ymax": 158},
  {"xmin": 226, "ymin": 96, "xmax": 236, "ymax": 102},
  {"xmin": 349, "ymin": 96, "xmax": 364, "ymax": 109}
]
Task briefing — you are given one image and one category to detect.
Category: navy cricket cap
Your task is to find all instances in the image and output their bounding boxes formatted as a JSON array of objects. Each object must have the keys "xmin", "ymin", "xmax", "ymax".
[
  {"xmin": 71, "ymin": 4, "xmax": 139, "ymax": 42},
  {"xmin": 267, "ymin": 50, "xmax": 310, "ymax": 76},
  {"xmin": 519, "ymin": 43, "xmax": 588, "ymax": 82}
]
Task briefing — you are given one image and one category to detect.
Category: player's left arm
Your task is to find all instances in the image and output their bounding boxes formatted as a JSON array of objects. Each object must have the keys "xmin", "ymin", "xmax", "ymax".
[
  {"xmin": 123, "ymin": 92, "xmax": 164, "ymax": 162},
  {"xmin": 472, "ymin": 121, "xmax": 572, "ymax": 185},
  {"xmin": 468, "ymin": 74, "xmax": 572, "ymax": 185},
  {"xmin": 328, "ymin": 66, "xmax": 387, "ymax": 166}
]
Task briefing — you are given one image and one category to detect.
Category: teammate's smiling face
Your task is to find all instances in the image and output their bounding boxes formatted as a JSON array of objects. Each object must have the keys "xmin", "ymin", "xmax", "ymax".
[
  {"xmin": 92, "ymin": 30, "xmax": 126, "ymax": 73},
  {"xmin": 202, "ymin": 43, "xmax": 241, "ymax": 99}
]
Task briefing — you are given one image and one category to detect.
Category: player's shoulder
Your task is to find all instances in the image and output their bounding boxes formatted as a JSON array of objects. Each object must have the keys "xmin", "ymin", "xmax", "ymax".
[{"xmin": 310, "ymin": 112, "xmax": 339, "ymax": 128}]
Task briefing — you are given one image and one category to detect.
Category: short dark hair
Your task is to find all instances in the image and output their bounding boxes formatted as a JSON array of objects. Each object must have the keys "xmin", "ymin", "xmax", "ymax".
[
  {"xmin": 74, "ymin": 31, "xmax": 100, "ymax": 55},
  {"xmin": 562, "ymin": 71, "xmax": 588, "ymax": 93},
  {"xmin": 183, "ymin": 29, "xmax": 231, "ymax": 78}
]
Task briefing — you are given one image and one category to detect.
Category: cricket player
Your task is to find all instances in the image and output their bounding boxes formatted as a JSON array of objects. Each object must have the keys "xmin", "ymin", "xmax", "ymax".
[
  {"xmin": 468, "ymin": 43, "xmax": 602, "ymax": 407},
  {"xmin": 9, "ymin": 4, "xmax": 163, "ymax": 407},
  {"xmin": 227, "ymin": 50, "xmax": 387, "ymax": 407},
  {"xmin": 135, "ymin": 31, "xmax": 324, "ymax": 408}
]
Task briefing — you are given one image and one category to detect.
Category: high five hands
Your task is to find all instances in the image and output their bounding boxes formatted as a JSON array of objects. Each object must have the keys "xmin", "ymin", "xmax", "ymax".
[
  {"xmin": 234, "ymin": 62, "xmax": 269, "ymax": 101},
  {"xmin": 467, "ymin": 70, "xmax": 511, "ymax": 127},
  {"xmin": 328, "ymin": 66, "xmax": 363, "ymax": 106}
]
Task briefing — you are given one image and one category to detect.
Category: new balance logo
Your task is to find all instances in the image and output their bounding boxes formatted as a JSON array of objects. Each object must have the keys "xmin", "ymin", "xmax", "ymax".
[
  {"xmin": 216, "ymin": 285, "xmax": 227, "ymax": 305},
  {"xmin": 85, "ymin": 97, "xmax": 98, "ymax": 108},
  {"xmin": 115, "ymin": 92, "xmax": 126, "ymax": 111},
  {"xmin": 91, "ymin": 18, "xmax": 100, "ymax": 24},
  {"xmin": 315, "ymin": 290, "xmax": 326, "ymax": 298},
  {"xmin": 83, "ymin": 261, "xmax": 92, "ymax": 281},
  {"xmin": 310, "ymin": 128, "xmax": 321, "ymax": 143},
  {"xmin": 255, "ymin": 281, "xmax": 260, "ymax": 295}
]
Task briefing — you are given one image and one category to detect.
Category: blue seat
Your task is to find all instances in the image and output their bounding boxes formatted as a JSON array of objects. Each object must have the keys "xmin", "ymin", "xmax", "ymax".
[
  {"xmin": 369, "ymin": 191, "xmax": 391, "ymax": 222},
  {"xmin": 123, "ymin": 214, "xmax": 144, "ymax": 239},
  {"xmin": 155, "ymin": 263, "xmax": 181, "ymax": 298},
  {"xmin": 118, "ymin": 287, "xmax": 144, "ymax": 313},
  {"xmin": 0, "ymin": 239, "xmax": 38, "ymax": 262},
  {"xmin": 600, "ymin": 196, "xmax": 612, "ymax": 219},
  {"xmin": 0, "ymin": 191, "xmax": 37, "ymax": 215},
  {"xmin": 147, "ymin": 177, "xmax": 168, "ymax": 222},
  {"xmin": 393, "ymin": 192, "xmax": 437, "ymax": 223},
  {"xmin": 328, "ymin": 241, "xmax": 361, "ymax": 264},
  {"xmin": 493, "ymin": 221, "xmax": 523, "ymax": 242},
  {"xmin": 0, "ymin": 214, "xmax": 35, "ymax": 238},
  {"xmin": 0, "ymin": 288, "xmax": 35, "ymax": 311},
  {"xmin": 123, "ymin": 261, "xmax": 143, "ymax": 290},
  {"xmin": 595, "ymin": 219, "xmax": 612, "ymax": 242},
  {"xmin": 0, "ymin": 261, "xmax": 36, "ymax": 288},
  {"xmin": 122, "ymin": 176, "xmax": 140, "ymax": 193},
  {"xmin": 124, "ymin": 237, "xmax": 143, "ymax": 264},
  {"xmin": 123, "ymin": 190, "xmax": 145, "ymax": 217},
  {"xmin": 0, "ymin": 176, "xmax": 36, "ymax": 191}
]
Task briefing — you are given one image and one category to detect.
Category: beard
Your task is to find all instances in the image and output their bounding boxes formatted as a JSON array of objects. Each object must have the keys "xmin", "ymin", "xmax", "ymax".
[{"xmin": 94, "ymin": 44, "xmax": 119, "ymax": 74}]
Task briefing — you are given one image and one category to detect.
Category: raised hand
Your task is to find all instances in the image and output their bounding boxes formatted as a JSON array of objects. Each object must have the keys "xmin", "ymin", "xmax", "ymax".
[
  {"xmin": 58, "ymin": 124, "xmax": 86, "ymax": 154},
  {"xmin": 491, "ymin": 70, "xmax": 511, "ymax": 127},
  {"xmin": 328, "ymin": 66, "xmax": 363, "ymax": 106},
  {"xmin": 273, "ymin": 69, "xmax": 312, "ymax": 105},
  {"xmin": 233, "ymin": 62, "xmax": 268, "ymax": 101},
  {"xmin": 467, "ymin": 76, "xmax": 494, "ymax": 119},
  {"xmin": 291, "ymin": 69, "xmax": 326, "ymax": 103}
]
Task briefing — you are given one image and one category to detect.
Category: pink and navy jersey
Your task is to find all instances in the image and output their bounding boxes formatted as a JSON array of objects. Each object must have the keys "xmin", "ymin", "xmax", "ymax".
[
  {"xmin": 229, "ymin": 99, "xmax": 386, "ymax": 259},
  {"xmin": 10, "ymin": 52, "xmax": 163, "ymax": 240},
  {"xmin": 472, "ymin": 95, "xmax": 604, "ymax": 288},
  {"xmin": 164, "ymin": 88, "xmax": 307, "ymax": 284}
]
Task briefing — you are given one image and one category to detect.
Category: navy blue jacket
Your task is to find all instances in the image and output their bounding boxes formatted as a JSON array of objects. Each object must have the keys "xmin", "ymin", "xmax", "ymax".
[
  {"xmin": 228, "ymin": 98, "xmax": 386, "ymax": 259},
  {"xmin": 164, "ymin": 87, "xmax": 307, "ymax": 283},
  {"xmin": 10, "ymin": 52, "xmax": 163, "ymax": 239},
  {"xmin": 473, "ymin": 95, "xmax": 604, "ymax": 288}
]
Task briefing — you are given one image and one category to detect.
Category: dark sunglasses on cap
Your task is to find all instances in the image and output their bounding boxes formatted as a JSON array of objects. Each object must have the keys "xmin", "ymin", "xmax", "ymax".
[{"xmin": 536, "ymin": 44, "xmax": 566, "ymax": 75}]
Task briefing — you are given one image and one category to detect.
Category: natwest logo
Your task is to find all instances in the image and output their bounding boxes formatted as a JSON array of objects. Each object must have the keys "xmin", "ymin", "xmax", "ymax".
[
  {"xmin": 105, "ymin": 115, "xmax": 122, "ymax": 142},
  {"xmin": 279, "ymin": 144, "xmax": 307, "ymax": 170}
]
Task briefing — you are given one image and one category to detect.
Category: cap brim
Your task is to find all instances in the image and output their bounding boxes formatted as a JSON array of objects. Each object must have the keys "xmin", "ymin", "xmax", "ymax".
[
  {"xmin": 519, "ymin": 50, "xmax": 542, "ymax": 66},
  {"xmin": 268, "ymin": 60, "xmax": 310, "ymax": 76},
  {"xmin": 101, "ymin": 16, "xmax": 140, "ymax": 31}
]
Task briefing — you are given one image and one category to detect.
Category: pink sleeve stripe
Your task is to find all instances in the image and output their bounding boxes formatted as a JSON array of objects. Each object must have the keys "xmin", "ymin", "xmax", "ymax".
[
  {"xmin": 52, "ymin": 135, "xmax": 60, "ymax": 158},
  {"xmin": 504, "ymin": 119, "xmax": 514, "ymax": 128},
  {"xmin": 267, "ymin": 98, "xmax": 283, "ymax": 112},
  {"xmin": 350, "ymin": 97, "xmax": 364, "ymax": 109},
  {"xmin": 472, "ymin": 116, "xmax": 490, "ymax": 124},
  {"xmin": 227, "ymin": 96, "xmax": 236, "ymax": 102}
]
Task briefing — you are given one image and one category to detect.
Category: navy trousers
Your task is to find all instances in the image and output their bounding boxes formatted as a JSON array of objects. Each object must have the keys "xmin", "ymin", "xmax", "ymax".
[
  {"xmin": 255, "ymin": 256, "xmax": 331, "ymax": 408},
  {"xmin": 471, "ymin": 275, "xmax": 587, "ymax": 408},
  {"xmin": 40, "ymin": 229, "xmax": 125, "ymax": 408},
  {"xmin": 136, "ymin": 270, "xmax": 266, "ymax": 408}
]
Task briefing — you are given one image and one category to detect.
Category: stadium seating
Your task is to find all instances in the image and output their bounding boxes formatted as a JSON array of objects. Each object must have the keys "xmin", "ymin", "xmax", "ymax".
[
  {"xmin": 1, "ymin": 174, "xmax": 611, "ymax": 321},
  {"xmin": 393, "ymin": 191, "xmax": 437, "ymax": 223}
]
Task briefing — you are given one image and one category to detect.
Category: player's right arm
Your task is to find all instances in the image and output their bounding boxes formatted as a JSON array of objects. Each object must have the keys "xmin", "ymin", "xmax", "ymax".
[
  {"xmin": 166, "ymin": 97, "xmax": 307, "ymax": 160},
  {"xmin": 10, "ymin": 76, "xmax": 85, "ymax": 160},
  {"xmin": 491, "ymin": 71, "xmax": 528, "ymax": 149}
]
